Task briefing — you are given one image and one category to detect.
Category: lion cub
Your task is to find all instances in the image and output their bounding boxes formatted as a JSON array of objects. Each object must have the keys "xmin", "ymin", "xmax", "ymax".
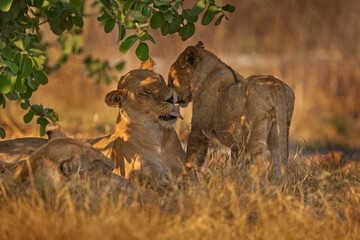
[
  {"xmin": 103, "ymin": 60, "xmax": 185, "ymax": 182},
  {"xmin": 168, "ymin": 42, "xmax": 295, "ymax": 181}
]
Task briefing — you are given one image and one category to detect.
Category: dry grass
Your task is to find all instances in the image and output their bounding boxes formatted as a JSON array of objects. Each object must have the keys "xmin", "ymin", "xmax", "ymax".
[{"xmin": 1, "ymin": 152, "xmax": 360, "ymax": 240}]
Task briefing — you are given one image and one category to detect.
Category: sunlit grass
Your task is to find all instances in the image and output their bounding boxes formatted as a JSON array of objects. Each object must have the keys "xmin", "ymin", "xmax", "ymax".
[{"xmin": 1, "ymin": 152, "xmax": 360, "ymax": 240}]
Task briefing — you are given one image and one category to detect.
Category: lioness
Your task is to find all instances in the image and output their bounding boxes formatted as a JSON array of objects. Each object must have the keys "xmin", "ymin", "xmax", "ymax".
[
  {"xmin": 0, "ymin": 137, "xmax": 129, "ymax": 189},
  {"xmin": 0, "ymin": 60, "xmax": 186, "ymax": 183},
  {"xmin": 168, "ymin": 42, "xmax": 295, "ymax": 180},
  {"xmin": 103, "ymin": 60, "xmax": 185, "ymax": 182}
]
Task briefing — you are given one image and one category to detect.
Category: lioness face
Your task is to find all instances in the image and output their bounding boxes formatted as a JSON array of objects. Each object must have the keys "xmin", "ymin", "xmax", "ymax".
[
  {"xmin": 106, "ymin": 69, "xmax": 183, "ymax": 128},
  {"xmin": 20, "ymin": 138, "xmax": 115, "ymax": 185},
  {"xmin": 168, "ymin": 46, "xmax": 200, "ymax": 107}
]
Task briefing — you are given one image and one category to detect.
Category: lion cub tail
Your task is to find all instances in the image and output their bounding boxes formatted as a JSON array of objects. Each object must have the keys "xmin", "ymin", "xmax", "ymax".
[{"xmin": 273, "ymin": 88, "xmax": 291, "ymax": 176}]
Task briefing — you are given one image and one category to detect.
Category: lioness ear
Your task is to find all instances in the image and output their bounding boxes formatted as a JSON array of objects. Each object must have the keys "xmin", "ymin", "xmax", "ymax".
[
  {"xmin": 105, "ymin": 89, "xmax": 126, "ymax": 108},
  {"xmin": 196, "ymin": 41, "xmax": 204, "ymax": 49},
  {"xmin": 186, "ymin": 48, "xmax": 197, "ymax": 67},
  {"xmin": 140, "ymin": 57, "xmax": 155, "ymax": 72}
]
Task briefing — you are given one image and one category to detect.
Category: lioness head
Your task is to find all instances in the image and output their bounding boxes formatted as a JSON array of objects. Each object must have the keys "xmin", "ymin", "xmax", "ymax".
[
  {"xmin": 168, "ymin": 41, "xmax": 206, "ymax": 107},
  {"xmin": 105, "ymin": 59, "xmax": 183, "ymax": 128},
  {"xmin": 17, "ymin": 138, "xmax": 116, "ymax": 185}
]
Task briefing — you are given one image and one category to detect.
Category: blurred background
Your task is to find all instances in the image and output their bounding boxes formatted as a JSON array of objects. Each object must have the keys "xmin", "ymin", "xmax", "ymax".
[{"xmin": 1, "ymin": 0, "xmax": 359, "ymax": 154}]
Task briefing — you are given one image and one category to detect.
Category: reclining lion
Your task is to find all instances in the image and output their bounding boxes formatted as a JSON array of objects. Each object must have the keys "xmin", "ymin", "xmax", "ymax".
[
  {"xmin": 0, "ymin": 137, "xmax": 129, "ymax": 189},
  {"xmin": 168, "ymin": 42, "xmax": 295, "ymax": 180}
]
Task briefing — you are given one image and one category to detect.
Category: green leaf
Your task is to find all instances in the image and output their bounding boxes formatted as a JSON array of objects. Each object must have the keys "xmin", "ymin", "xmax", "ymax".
[
  {"xmin": 44, "ymin": 109, "xmax": 59, "ymax": 122},
  {"xmin": 23, "ymin": 111, "xmax": 34, "ymax": 123},
  {"xmin": 125, "ymin": 20, "xmax": 136, "ymax": 29},
  {"xmin": 190, "ymin": 0, "xmax": 206, "ymax": 16},
  {"xmin": 160, "ymin": 21, "xmax": 169, "ymax": 36},
  {"xmin": 100, "ymin": 0, "xmax": 111, "ymax": 9},
  {"xmin": 179, "ymin": 23, "xmax": 195, "ymax": 41},
  {"xmin": 19, "ymin": 88, "xmax": 33, "ymax": 100},
  {"xmin": 150, "ymin": 12, "xmax": 164, "ymax": 29},
  {"xmin": 70, "ymin": 0, "xmax": 81, "ymax": 8},
  {"xmin": 49, "ymin": 17, "xmax": 65, "ymax": 35},
  {"xmin": 0, "ymin": 94, "xmax": 5, "ymax": 108},
  {"xmin": 119, "ymin": 35, "xmax": 138, "ymax": 53},
  {"xmin": 37, "ymin": 117, "xmax": 50, "ymax": 137},
  {"xmin": 115, "ymin": 61, "xmax": 125, "ymax": 71},
  {"xmin": 97, "ymin": 11, "xmax": 110, "ymax": 21},
  {"xmin": 16, "ymin": 76, "xmax": 27, "ymax": 93},
  {"xmin": 12, "ymin": 37, "xmax": 24, "ymax": 50},
  {"xmin": 1, "ymin": 46, "xmax": 16, "ymax": 60},
  {"xmin": 33, "ymin": 71, "xmax": 48, "ymax": 85},
  {"xmin": 0, "ymin": 0, "xmax": 13, "ymax": 12},
  {"xmin": 20, "ymin": 100, "xmax": 30, "ymax": 110},
  {"xmin": 0, "ymin": 127, "xmax": 5, "ymax": 139},
  {"xmin": 154, "ymin": 0, "xmax": 170, "ymax": 6},
  {"xmin": 201, "ymin": 4, "xmax": 221, "ymax": 26},
  {"xmin": 0, "ymin": 75, "xmax": 12, "ymax": 94},
  {"xmin": 168, "ymin": 14, "xmax": 183, "ymax": 34},
  {"xmin": 182, "ymin": 9, "xmax": 198, "ymax": 23},
  {"xmin": 142, "ymin": 5, "xmax": 152, "ymax": 18},
  {"xmin": 4, "ymin": 60, "xmax": 18, "ymax": 74},
  {"xmin": 27, "ymin": 76, "xmax": 38, "ymax": 90},
  {"xmin": 123, "ymin": 0, "xmax": 135, "ymax": 13},
  {"xmin": 0, "ymin": 40, "xmax": 5, "ymax": 49},
  {"xmin": 132, "ymin": 11, "xmax": 144, "ymax": 21},
  {"xmin": 104, "ymin": 18, "xmax": 116, "ymax": 33},
  {"xmin": 20, "ymin": 56, "xmax": 33, "ymax": 78},
  {"xmin": 117, "ymin": 22, "xmax": 126, "ymax": 42},
  {"xmin": 0, "ymin": 94, "xmax": 3, "ymax": 106},
  {"xmin": 31, "ymin": 104, "xmax": 44, "ymax": 115},
  {"xmin": 222, "ymin": 4, "xmax": 235, "ymax": 13},
  {"xmin": 73, "ymin": 16, "xmax": 84, "ymax": 27},
  {"xmin": 5, "ymin": 91, "xmax": 18, "ymax": 100},
  {"xmin": 32, "ymin": 56, "xmax": 45, "ymax": 70},
  {"xmin": 135, "ymin": 42, "xmax": 149, "ymax": 61},
  {"xmin": 214, "ymin": 14, "xmax": 224, "ymax": 26}
]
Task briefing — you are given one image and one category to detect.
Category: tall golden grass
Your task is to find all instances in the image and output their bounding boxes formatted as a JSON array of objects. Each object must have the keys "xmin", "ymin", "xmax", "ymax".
[{"xmin": 1, "ymin": 153, "xmax": 360, "ymax": 240}]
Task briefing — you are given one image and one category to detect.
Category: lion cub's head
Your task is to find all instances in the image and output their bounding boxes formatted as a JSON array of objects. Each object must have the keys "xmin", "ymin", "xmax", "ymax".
[
  {"xmin": 105, "ymin": 59, "xmax": 183, "ymax": 128},
  {"xmin": 167, "ymin": 42, "xmax": 206, "ymax": 107}
]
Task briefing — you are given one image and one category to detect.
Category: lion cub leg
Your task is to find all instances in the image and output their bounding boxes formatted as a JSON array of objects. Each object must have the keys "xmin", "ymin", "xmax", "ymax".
[
  {"xmin": 184, "ymin": 128, "xmax": 210, "ymax": 173},
  {"xmin": 245, "ymin": 121, "xmax": 271, "ymax": 177}
]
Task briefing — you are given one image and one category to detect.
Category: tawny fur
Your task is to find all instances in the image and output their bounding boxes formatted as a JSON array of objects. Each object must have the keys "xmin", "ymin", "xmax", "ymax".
[
  {"xmin": 0, "ymin": 60, "xmax": 185, "ymax": 183},
  {"xmin": 168, "ymin": 42, "xmax": 295, "ymax": 180},
  {"xmin": 1, "ymin": 137, "xmax": 130, "ymax": 188},
  {"xmin": 102, "ymin": 62, "xmax": 185, "ymax": 181}
]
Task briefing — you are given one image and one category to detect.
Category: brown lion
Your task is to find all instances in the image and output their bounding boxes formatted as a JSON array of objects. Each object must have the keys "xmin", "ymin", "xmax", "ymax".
[
  {"xmin": 0, "ymin": 137, "xmax": 129, "ymax": 189},
  {"xmin": 103, "ymin": 60, "xmax": 185, "ymax": 182},
  {"xmin": 168, "ymin": 42, "xmax": 295, "ymax": 180}
]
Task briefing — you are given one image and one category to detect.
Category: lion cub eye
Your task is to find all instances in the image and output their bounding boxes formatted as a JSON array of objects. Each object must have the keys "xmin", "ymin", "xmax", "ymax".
[{"xmin": 165, "ymin": 94, "xmax": 174, "ymax": 104}]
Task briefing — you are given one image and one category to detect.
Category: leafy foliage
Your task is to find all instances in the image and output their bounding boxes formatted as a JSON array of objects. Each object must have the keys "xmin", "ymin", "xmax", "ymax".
[{"xmin": 0, "ymin": 0, "xmax": 235, "ymax": 138}]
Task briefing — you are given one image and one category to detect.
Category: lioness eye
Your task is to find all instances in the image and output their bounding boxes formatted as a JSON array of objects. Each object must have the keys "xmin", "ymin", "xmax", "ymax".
[{"xmin": 165, "ymin": 94, "xmax": 173, "ymax": 104}]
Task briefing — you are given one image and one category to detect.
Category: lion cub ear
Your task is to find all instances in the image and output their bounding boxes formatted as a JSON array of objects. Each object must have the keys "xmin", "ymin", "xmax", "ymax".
[
  {"xmin": 140, "ymin": 57, "xmax": 155, "ymax": 72},
  {"xmin": 185, "ymin": 47, "xmax": 199, "ymax": 67},
  {"xmin": 105, "ymin": 89, "xmax": 126, "ymax": 108}
]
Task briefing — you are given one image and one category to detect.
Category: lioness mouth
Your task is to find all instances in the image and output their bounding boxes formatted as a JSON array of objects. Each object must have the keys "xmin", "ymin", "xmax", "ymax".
[{"xmin": 160, "ymin": 105, "xmax": 184, "ymax": 121}]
